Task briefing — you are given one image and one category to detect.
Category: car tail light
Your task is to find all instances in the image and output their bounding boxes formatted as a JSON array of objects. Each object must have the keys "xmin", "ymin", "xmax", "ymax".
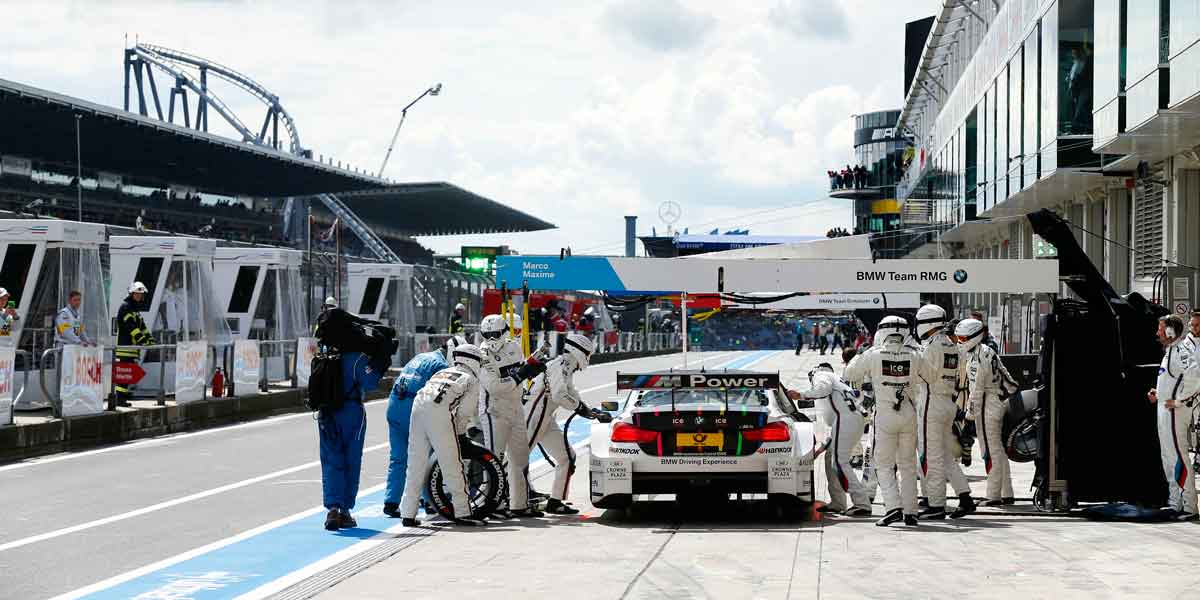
[
  {"xmin": 611, "ymin": 422, "xmax": 658, "ymax": 444},
  {"xmin": 741, "ymin": 421, "xmax": 791, "ymax": 442}
]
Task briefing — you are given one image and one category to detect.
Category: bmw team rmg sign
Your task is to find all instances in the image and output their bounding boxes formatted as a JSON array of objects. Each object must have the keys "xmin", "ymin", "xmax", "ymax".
[{"xmin": 499, "ymin": 256, "xmax": 1056, "ymax": 294}]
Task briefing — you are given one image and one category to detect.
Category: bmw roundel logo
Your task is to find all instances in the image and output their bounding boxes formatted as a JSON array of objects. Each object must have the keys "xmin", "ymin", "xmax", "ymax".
[
  {"xmin": 953, "ymin": 269, "xmax": 968, "ymax": 284},
  {"xmin": 872, "ymin": 297, "xmax": 880, "ymax": 304}
]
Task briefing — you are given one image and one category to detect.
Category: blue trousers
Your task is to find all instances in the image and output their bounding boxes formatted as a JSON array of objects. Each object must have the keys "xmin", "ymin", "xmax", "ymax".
[
  {"xmin": 319, "ymin": 401, "xmax": 366, "ymax": 511},
  {"xmin": 385, "ymin": 390, "xmax": 415, "ymax": 504}
]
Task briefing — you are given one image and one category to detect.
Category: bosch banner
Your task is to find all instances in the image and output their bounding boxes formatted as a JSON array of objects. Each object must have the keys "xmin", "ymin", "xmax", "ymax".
[
  {"xmin": 233, "ymin": 340, "xmax": 261, "ymax": 397},
  {"xmin": 175, "ymin": 341, "xmax": 208, "ymax": 403},
  {"xmin": 61, "ymin": 344, "xmax": 105, "ymax": 417},
  {"xmin": 0, "ymin": 347, "xmax": 13, "ymax": 425}
]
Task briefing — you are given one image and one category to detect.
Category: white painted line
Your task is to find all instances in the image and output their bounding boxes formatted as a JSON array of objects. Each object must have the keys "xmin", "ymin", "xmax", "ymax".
[
  {"xmin": 0, "ymin": 443, "xmax": 390, "ymax": 554},
  {"xmin": 0, "ymin": 398, "xmax": 388, "ymax": 474},
  {"xmin": 49, "ymin": 481, "xmax": 389, "ymax": 600}
]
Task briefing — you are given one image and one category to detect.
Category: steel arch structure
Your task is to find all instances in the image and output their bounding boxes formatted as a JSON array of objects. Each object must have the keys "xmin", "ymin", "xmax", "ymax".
[{"xmin": 123, "ymin": 43, "xmax": 310, "ymax": 157}]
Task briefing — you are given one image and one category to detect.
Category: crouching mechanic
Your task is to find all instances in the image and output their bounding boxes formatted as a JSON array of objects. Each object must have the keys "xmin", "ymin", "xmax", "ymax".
[
  {"xmin": 955, "ymin": 318, "xmax": 1018, "ymax": 506},
  {"xmin": 526, "ymin": 332, "xmax": 601, "ymax": 515},
  {"xmin": 478, "ymin": 314, "xmax": 548, "ymax": 518},
  {"xmin": 398, "ymin": 344, "xmax": 488, "ymax": 527},
  {"xmin": 845, "ymin": 315, "xmax": 922, "ymax": 527},
  {"xmin": 1148, "ymin": 315, "xmax": 1198, "ymax": 520},
  {"xmin": 795, "ymin": 363, "xmax": 871, "ymax": 517},
  {"xmin": 382, "ymin": 335, "xmax": 464, "ymax": 518},
  {"xmin": 914, "ymin": 304, "xmax": 975, "ymax": 519}
]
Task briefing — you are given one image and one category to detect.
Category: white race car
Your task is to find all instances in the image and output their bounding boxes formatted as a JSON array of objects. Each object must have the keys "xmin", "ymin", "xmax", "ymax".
[{"xmin": 589, "ymin": 370, "xmax": 816, "ymax": 517}]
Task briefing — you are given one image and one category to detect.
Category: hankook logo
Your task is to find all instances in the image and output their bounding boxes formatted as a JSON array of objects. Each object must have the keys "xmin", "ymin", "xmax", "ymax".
[{"xmin": 953, "ymin": 269, "xmax": 969, "ymax": 284}]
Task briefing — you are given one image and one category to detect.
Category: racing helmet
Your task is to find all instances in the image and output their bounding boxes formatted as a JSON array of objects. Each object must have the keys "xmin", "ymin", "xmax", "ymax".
[
  {"xmin": 915, "ymin": 304, "xmax": 947, "ymax": 340},
  {"xmin": 954, "ymin": 318, "xmax": 986, "ymax": 352},
  {"xmin": 451, "ymin": 343, "xmax": 483, "ymax": 377},
  {"xmin": 128, "ymin": 281, "xmax": 149, "ymax": 294},
  {"xmin": 876, "ymin": 315, "xmax": 909, "ymax": 346},
  {"xmin": 563, "ymin": 332, "xmax": 594, "ymax": 370},
  {"xmin": 479, "ymin": 314, "xmax": 509, "ymax": 340},
  {"xmin": 807, "ymin": 362, "xmax": 835, "ymax": 385}
]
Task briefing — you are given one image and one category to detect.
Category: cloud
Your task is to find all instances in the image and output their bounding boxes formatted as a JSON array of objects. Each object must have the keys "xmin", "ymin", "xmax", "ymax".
[
  {"xmin": 604, "ymin": 0, "xmax": 715, "ymax": 52},
  {"xmin": 768, "ymin": 0, "xmax": 849, "ymax": 41}
]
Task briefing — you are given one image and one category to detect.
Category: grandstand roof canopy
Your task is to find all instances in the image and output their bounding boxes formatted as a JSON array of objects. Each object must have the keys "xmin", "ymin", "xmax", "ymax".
[
  {"xmin": 0, "ymin": 77, "xmax": 386, "ymax": 197},
  {"xmin": 330, "ymin": 184, "xmax": 555, "ymax": 236}
]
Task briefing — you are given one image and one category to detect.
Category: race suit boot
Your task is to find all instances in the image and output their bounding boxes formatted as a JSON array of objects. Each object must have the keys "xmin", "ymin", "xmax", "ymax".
[
  {"xmin": 950, "ymin": 492, "xmax": 976, "ymax": 519},
  {"xmin": 876, "ymin": 508, "xmax": 903, "ymax": 527}
]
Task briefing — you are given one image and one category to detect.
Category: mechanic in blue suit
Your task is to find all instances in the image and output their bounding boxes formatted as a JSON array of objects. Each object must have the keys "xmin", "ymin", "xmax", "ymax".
[
  {"xmin": 320, "ymin": 350, "xmax": 385, "ymax": 531},
  {"xmin": 382, "ymin": 336, "xmax": 463, "ymax": 517}
]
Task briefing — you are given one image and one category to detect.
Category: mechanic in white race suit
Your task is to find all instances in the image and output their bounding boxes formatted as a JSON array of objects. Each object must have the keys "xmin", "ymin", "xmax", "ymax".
[
  {"xmin": 397, "ymin": 344, "xmax": 489, "ymax": 527},
  {"xmin": 845, "ymin": 315, "xmax": 922, "ymax": 527},
  {"xmin": 914, "ymin": 304, "xmax": 976, "ymax": 519},
  {"xmin": 1148, "ymin": 315, "xmax": 1198, "ymax": 519},
  {"xmin": 525, "ymin": 332, "xmax": 595, "ymax": 515},
  {"xmin": 800, "ymin": 363, "xmax": 872, "ymax": 517},
  {"xmin": 477, "ymin": 314, "xmax": 547, "ymax": 518},
  {"xmin": 955, "ymin": 318, "xmax": 1018, "ymax": 505}
]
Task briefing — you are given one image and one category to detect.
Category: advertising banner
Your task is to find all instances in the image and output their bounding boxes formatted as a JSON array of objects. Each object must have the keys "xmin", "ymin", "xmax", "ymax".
[
  {"xmin": 0, "ymin": 347, "xmax": 14, "ymax": 425},
  {"xmin": 724, "ymin": 293, "xmax": 921, "ymax": 310},
  {"xmin": 175, "ymin": 341, "xmax": 208, "ymax": 404},
  {"xmin": 61, "ymin": 345, "xmax": 105, "ymax": 417},
  {"xmin": 497, "ymin": 256, "xmax": 1060, "ymax": 294},
  {"xmin": 296, "ymin": 337, "xmax": 317, "ymax": 388},
  {"xmin": 233, "ymin": 340, "xmax": 261, "ymax": 397}
]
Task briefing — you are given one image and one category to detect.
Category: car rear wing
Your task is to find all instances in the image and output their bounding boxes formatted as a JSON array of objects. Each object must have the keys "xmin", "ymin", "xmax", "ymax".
[{"xmin": 616, "ymin": 372, "xmax": 781, "ymax": 390}]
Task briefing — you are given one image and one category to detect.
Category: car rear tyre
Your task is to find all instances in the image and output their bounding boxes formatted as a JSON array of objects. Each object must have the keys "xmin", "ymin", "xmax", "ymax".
[
  {"xmin": 426, "ymin": 442, "xmax": 507, "ymax": 521},
  {"xmin": 769, "ymin": 493, "xmax": 806, "ymax": 521}
]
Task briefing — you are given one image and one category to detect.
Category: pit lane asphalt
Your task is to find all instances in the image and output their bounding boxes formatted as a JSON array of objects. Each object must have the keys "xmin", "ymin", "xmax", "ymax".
[
  {"xmin": 0, "ymin": 351, "xmax": 737, "ymax": 600},
  {"xmin": 318, "ymin": 349, "xmax": 1200, "ymax": 600}
]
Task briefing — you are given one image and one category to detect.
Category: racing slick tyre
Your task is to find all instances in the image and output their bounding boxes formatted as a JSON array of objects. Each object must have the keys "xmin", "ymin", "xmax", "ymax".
[
  {"xmin": 426, "ymin": 439, "xmax": 508, "ymax": 521},
  {"xmin": 592, "ymin": 493, "xmax": 633, "ymax": 511}
]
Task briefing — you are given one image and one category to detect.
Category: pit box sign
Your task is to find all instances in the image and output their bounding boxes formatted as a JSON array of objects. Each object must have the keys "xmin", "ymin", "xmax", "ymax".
[
  {"xmin": 175, "ymin": 341, "xmax": 208, "ymax": 404},
  {"xmin": 232, "ymin": 340, "xmax": 261, "ymax": 397},
  {"xmin": 296, "ymin": 337, "xmax": 318, "ymax": 388},
  {"xmin": 61, "ymin": 344, "xmax": 105, "ymax": 417},
  {"xmin": 0, "ymin": 346, "xmax": 13, "ymax": 425}
]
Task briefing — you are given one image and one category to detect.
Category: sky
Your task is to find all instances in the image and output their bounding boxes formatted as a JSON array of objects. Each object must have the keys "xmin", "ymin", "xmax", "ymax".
[{"xmin": 0, "ymin": 0, "xmax": 938, "ymax": 256}]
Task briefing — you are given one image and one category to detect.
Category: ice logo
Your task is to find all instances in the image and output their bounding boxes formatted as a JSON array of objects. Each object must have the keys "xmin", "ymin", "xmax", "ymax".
[{"xmin": 953, "ymin": 269, "xmax": 968, "ymax": 284}]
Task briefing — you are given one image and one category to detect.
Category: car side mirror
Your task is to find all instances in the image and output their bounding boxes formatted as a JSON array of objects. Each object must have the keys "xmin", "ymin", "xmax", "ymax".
[{"xmin": 601, "ymin": 400, "xmax": 619, "ymax": 412}]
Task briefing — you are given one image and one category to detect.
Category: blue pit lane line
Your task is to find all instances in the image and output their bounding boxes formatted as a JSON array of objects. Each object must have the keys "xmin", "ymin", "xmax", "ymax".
[{"xmin": 67, "ymin": 351, "xmax": 779, "ymax": 599}]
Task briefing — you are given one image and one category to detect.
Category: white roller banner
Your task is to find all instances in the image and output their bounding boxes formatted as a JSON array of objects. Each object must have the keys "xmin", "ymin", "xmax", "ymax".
[
  {"xmin": 0, "ymin": 347, "xmax": 14, "ymax": 424},
  {"xmin": 233, "ymin": 340, "xmax": 261, "ymax": 397},
  {"xmin": 724, "ymin": 293, "xmax": 921, "ymax": 310},
  {"xmin": 61, "ymin": 345, "xmax": 105, "ymax": 417},
  {"xmin": 175, "ymin": 341, "xmax": 208, "ymax": 404},
  {"xmin": 497, "ymin": 256, "xmax": 1060, "ymax": 294},
  {"xmin": 296, "ymin": 337, "xmax": 318, "ymax": 388}
]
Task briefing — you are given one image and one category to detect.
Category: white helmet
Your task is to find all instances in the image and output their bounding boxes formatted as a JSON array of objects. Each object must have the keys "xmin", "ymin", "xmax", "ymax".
[
  {"xmin": 563, "ymin": 332, "xmax": 594, "ymax": 370},
  {"xmin": 451, "ymin": 343, "xmax": 483, "ymax": 377},
  {"xmin": 954, "ymin": 318, "xmax": 986, "ymax": 352},
  {"xmin": 0, "ymin": 287, "xmax": 8, "ymax": 297},
  {"xmin": 323, "ymin": 296, "xmax": 338, "ymax": 309},
  {"xmin": 454, "ymin": 303, "xmax": 466, "ymax": 313},
  {"xmin": 876, "ymin": 315, "xmax": 909, "ymax": 347},
  {"xmin": 915, "ymin": 304, "xmax": 947, "ymax": 340},
  {"xmin": 479, "ymin": 314, "xmax": 509, "ymax": 340},
  {"xmin": 128, "ymin": 281, "xmax": 149, "ymax": 294},
  {"xmin": 443, "ymin": 334, "xmax": 467, "ymax": 356}
]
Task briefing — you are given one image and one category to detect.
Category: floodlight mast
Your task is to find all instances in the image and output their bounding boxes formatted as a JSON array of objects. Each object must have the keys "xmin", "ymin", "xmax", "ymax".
[{"xmin": 378, "ymin": 83, "xmax": 443, "ymax": 177}]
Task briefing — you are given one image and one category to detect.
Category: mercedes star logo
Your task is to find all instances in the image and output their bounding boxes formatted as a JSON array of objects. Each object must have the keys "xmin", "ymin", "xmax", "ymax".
[{"xmin": 659, "ymin": 200, "xmax": 682, "ymax": 226}]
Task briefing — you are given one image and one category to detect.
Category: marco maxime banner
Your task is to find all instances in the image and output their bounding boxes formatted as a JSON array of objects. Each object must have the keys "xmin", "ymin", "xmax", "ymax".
[{"xmin": 495, "ymin": 256, "xmax": 1059, "ymax": 294}]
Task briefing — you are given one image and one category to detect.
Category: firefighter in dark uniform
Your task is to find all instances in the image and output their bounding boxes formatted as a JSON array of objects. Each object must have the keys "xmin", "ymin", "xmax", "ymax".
[
  {"xmin": 449, "ymin": 303, "xmax": 466, "ymax": 334},
  {"xmin": 115, "ymin": 281, "xmax": 154, "ymax": 406}
]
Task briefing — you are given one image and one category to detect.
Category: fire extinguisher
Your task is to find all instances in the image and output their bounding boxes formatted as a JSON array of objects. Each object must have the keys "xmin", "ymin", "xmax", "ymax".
[{"xmin": 211, "ymin": 367, "xmax": 225, "ymax": 398}]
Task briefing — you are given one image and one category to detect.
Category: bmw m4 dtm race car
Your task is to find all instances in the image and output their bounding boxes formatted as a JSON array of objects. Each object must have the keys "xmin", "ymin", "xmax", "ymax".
[{"xmin": 589, "ymin": 369, "xmax": 816, "ymax": 516}]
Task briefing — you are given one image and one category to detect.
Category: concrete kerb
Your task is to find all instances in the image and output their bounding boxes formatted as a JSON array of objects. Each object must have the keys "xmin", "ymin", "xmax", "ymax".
[{"xmin": 0, "ymin": 373, "xmax": 398, "ymax": 464}]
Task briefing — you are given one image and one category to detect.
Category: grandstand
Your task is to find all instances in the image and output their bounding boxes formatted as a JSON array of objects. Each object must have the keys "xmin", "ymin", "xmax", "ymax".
[{"xmin": 0, "ymin": 59, "xmax": 552, "ymax": 329}]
